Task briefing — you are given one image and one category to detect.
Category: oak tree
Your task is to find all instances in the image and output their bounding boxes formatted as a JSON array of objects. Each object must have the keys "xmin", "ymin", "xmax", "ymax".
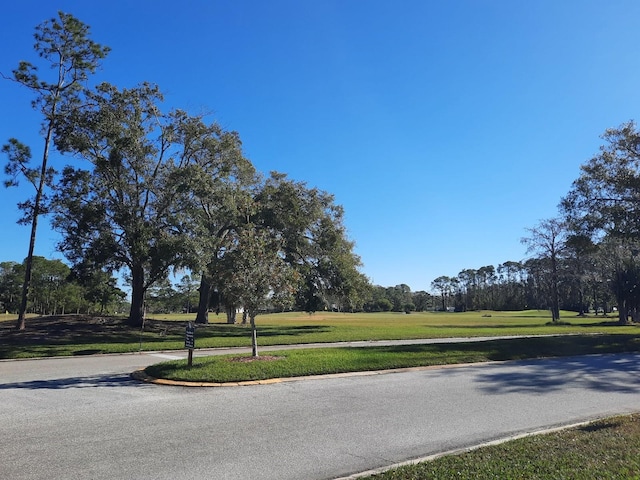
[{"xmin": 53, "ymin": 84, "xmax": 216, "ymax": 327}]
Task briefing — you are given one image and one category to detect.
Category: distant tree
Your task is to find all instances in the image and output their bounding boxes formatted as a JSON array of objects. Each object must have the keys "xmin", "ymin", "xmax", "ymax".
[
  {"xmin": 376, "ymin": 297, "xmax": 393, "ymax": 312},
  {"xmin": 585, "ymin": 247, "xmax": 614, "ymax": 315},
  {"xmin": 385, "ymin": 284, "xmax": 412, "ymax": 312},
  {"xmin": 176, "ymin": 274, "xmax": 200, "ymax": 314},
  {"xmin": 563, "ymin": 235, "xmax": 598, "ymax": 315},
  {"xmin": 0, "ymin": 261, "xmax": 22, "ymax": 313},
  {"xmin": 592, "ymin": 237, "xmax": 640, "ymax": 323},
  {"xmin": 476, "ymin": 265, "xmax": 497, "ymax": 309},
  {"xmin": 2, "ymin": 12, "xmax": 109, "ymax": 330},
  {"xmin": 68, "ymin": 261, "xmax": 125, "ymax": 314},
  {"xmin": 28, "ymin": 257, "xmax": 70, "ymax": 315},
  {"xmin": 496, "ymin": 261, "xmax": 526, "ymax": 311},
  {"xmin": 314, "ymin": 232, "xmax": 367, "ymax": 313},
  {"xmin": 522, "ymin": 257, "xmax": 548, "ymax": 310},
  {"xmin": 56, "ymin": 281, "xmax": 86, "ymax": 314},
  {"xmin": 431, "ymin": 276, "xmax": 453, "ymax": 311},
  {"xmin": 455, "ymin": 269, "xmax": 477, "ymax": 311},
  {"xmin": 362, "ymin": 285, "xmax": 388, "ymax": 312},
  {"xmin": 412, "ymin": 290, "xmax": 432, "ymax": 312},
  {"xmin": 146, "ymin": 278, "xmax": 180, "ymax": 314},
  {"xmin": 522, "ymin": 218, "xmax": 568, "ymax": 322}
]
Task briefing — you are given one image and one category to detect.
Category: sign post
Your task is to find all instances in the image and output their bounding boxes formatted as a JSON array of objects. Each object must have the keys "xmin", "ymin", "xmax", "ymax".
[{"xmin": 185, "ymin": 322, "xmax": 195, "ymax": 368}]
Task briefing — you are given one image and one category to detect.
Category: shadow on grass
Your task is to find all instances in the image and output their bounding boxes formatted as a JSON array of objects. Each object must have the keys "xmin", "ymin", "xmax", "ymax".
[
  {"xmin": 428, "ymin": 323, "xmax": 551, "ymax": 329},
  {"xmin": 73, "ymin": 349, "xmax": 103, "ymax": 355},
  {"xmin": 428, "ymin": 322, "xmax": 638, "ymax": 330},
  {"xmin": 578, "ymin": 420, "xmax": 622, "ymax": 433},
  {"xmin": 361, "ymin": 335, "xmax": 640, "ymax": 357},
  {"xmin": 573, "ymin": 321, "xmax": 635, "ymax": 327},
  {"xmin": 197, "ymin": 324, "xmax": 332, "ymax": 339},
  {"xmin": 0, "ymin": 373, "xmax": 149, "ymax": 390},
  {"xmin": 0, "ymin": 316, "xmax": 334, "ymax": 359}
]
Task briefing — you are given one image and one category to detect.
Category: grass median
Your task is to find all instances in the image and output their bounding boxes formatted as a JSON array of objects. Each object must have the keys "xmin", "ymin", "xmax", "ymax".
[
  {"xmin": 367, "ymin": 414, "xmax": 640, "ymax": 479},
  {"xmin": 144, "ymin": 334, "xmax": 640, "ymax": 383}
]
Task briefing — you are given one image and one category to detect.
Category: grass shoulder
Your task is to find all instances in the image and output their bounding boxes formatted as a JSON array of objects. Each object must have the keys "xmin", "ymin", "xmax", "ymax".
[{"xmin": 366, "ymin": 414, "xmax": 640, "ymax": 479}]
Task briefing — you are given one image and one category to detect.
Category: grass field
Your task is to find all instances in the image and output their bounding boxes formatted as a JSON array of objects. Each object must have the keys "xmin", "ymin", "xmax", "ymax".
[{"xmin": 1, "ymin": 310, "xmax": 638, "ymax": 359}]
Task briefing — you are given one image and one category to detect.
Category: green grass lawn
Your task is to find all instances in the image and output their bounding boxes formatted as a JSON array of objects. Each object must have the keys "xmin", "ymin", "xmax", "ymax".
[
  {"xmin": 367, "ymin": 414, "xmax": 640, "ymax": 479},
  {"xmin": 1, "ymin": 310, "xmax": 638, "ymax": 359}
]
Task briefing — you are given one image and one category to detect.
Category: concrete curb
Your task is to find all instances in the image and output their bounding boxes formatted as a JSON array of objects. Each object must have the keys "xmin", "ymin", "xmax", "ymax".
[{"xmin": 130, "ymin": 369, "xmax": 285, "ymax": 387}]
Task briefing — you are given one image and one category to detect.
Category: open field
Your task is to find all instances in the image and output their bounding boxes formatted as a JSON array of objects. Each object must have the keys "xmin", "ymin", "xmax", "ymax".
[
  {"xmin": 367, "ymin": 414, "xmax": 640, "ymax": 479},
  {"xmin": 1, "ymin": 310, "xmax": 638, "ymax": 359}
]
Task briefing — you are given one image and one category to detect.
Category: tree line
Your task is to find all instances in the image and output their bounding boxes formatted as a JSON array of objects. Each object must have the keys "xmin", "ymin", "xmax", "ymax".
[{"xmin": 0, "ymin": 257, "xmax": 126, "ymax": 315}]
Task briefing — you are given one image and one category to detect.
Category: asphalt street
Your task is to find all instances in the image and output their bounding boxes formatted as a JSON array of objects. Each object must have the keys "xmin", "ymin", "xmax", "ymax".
[{"xmin": 1, "ymin": 347, "xmax": 639, "ymax": 479}]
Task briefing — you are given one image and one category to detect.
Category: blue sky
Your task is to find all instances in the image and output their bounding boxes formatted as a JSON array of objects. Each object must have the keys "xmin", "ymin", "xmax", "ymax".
[{"xmin": 2, "ymin": 1, "xmax": 640, "ymax": 292}]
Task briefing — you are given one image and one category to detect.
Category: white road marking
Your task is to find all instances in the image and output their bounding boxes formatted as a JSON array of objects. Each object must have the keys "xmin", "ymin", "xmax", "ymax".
[{"xmin": 149, "ymin": 353, "xmax": 183, "ymax": 360}]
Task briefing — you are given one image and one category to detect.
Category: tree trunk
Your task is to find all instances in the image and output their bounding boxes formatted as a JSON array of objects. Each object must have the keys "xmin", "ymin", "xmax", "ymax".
[
  {"xmin": 577, "ymin": 288, "xmax": 586, "ymax": 316},
  {"xmin": 550, "ymin": 257, "xmax": 560, "ymax": 322},
  {"xmin": 128, "ymin": 264, "xmax": 145, "ymax": 328},
  {"xmin": 16, "ymin": 185, "xmax": 41, "ymax": 330},
  {"xmin": 616, "ymin": 293, "xmax": 628, "ymax": 325},
  {"xmin": 16, "ymin": 102, "xmax": 58, "ymax": 330},
  {"xmin": 195, "ymin": 274, "xmax": 211, "ymax": 324},
  {"xmin": 618, "ymin": 303, "xmax": 629, "ymax": 325},
  {"xmin": 225, "ymin": 305, "xmax": 236, "ymax": 324},
  {"xmin": 250, "ymin": 312, "xmax": 258, "ymax": 357}
]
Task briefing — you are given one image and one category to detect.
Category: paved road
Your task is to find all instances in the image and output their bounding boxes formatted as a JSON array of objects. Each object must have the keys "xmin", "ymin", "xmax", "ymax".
[{"xmin": 1, "ymin": 347, "xmax": 639, "ymax": 479}]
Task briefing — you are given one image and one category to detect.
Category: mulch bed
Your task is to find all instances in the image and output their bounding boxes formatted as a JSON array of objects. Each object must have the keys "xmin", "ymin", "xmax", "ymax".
[{"xmin": 228, "ymin": 355, "xmax": 283, "ymax": 363}]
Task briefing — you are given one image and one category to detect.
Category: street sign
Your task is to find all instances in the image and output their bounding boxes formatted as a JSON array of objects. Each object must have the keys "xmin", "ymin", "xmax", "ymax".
[
  {"xmin": 185, "ymin": 322, "xmax": 195, "ymax": 368},
  {"xmin": 185, "ymin": 322, "xmax": 195, "ymax": 349}
]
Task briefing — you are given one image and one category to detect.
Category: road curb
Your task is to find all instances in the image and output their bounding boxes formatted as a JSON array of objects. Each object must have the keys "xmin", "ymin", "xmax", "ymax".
[{"xmin": 130, "ymin": 369, "xmax": 285, "ymax": 387}]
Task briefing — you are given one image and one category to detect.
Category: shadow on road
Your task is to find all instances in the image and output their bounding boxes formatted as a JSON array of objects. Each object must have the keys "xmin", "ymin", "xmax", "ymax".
[
  {"xmin": 475, "ymin": 353, "xmax": 640, "ymax": 395},
  {"xmin": 0, "ymin": 373, "xmax": 149, "ymax": 390}
]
